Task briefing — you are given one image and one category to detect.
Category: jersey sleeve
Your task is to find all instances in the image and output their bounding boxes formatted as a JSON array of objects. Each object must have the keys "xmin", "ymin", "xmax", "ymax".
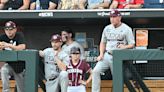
[
  {"xmin": 17, "ymin": 32, "xmax": 26, "ymax": 45},
  {"xmin": 0, "ymin": 35, "xmax": 3, "ymax": 41},
  {"xmin": 42, "ymin": 48, "xmax": 49, "ymax": 58},
  {"xmin": 61, "ymin": 53, "xmax": 70, "ymax": 66},
  {"xmin": 126, "ymin": 27, "xmax": 135, "ymax": 45},
  {"xmin": 0, "ymin": 34, "xmax": 7, "ymax": 42},
  {"xmin": 83, "ymin": 61, "xmax": 91, "ymax": 73}
]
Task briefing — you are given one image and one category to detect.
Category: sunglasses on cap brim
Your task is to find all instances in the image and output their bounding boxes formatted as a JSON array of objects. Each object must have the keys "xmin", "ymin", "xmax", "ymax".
[
  {"xmin": 71, "ymin": 52, "xmax": 80, "ymax": 54},
  {"xmin": 4, "ymin": 27, "xmax": 15, "ymax": 30}
]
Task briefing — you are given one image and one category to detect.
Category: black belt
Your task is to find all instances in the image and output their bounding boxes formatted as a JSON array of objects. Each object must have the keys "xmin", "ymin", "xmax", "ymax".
[
  {"xmin": 68, "ymin": 84, "xmax": 81, "ymax": 86},
  {"xmin": 106, "ymin": 51, "xmax": 112, "ymax": 55},
  {"xmin": 45, "ymin": 62, "xmax": 54, "ymax": 64},
  {"xmin": 47, "ymin": 76, "xmax": 57, "ymax": 81}
]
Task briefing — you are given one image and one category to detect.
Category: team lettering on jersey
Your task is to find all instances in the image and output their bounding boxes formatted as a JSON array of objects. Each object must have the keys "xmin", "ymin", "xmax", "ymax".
[
  {"xmin": 67, "ymin": 69, "xmax": 83, "ymax": 74},
  {"xmin": 48, "ymin": 56, "xmax": 55, "ymax": 62},
  {"xmin": 107, "ymin": 32, "xmax": 124, "ymax": 41}
]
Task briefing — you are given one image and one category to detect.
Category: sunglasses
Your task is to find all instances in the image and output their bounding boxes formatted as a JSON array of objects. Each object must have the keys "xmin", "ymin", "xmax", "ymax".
[
  {"xmin": 4, "ymin": 27, "xmax": 14, "ymax": 31},
  {"xmin": 71, "ymin": 53, "xmax": 80, "ymax": 54}
]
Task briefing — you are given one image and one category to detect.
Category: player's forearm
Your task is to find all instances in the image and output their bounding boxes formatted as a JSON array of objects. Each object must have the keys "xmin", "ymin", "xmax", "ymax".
[
  {"xmin": 117, "ymin": 44, "xmax": 134, "ymax": 49},
  {"xmin": 0, "ymin": 46, "xmax": 4, "ymax": 50},
  {"xmin": 99, "ymin": 42, "xmax": 106, "ymax": 56},
  {"xmin": 126, "ymin": 44, "xmax": 135, "ymax": 49},
  {"xmin": 9, "ymin": 44, "xmax": 26, "ymax": 50},
  {"xmin": 39, "ymin": 50, "xmax": 44, "ymax": 57},
  {"xmin": 56, "ymin": 59, "xmax": 66, "ymax": 71},
  {"xmin": 0, "ymin": 42, "xmax": 5, "ymax": 50},
  {"xmin": 86, "ymin": 69, "xmax": 92, "ymax": 85}
]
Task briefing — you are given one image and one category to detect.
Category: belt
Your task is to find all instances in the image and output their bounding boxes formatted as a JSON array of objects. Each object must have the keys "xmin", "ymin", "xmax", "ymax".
[
  {"xmin": 106, "ymin": 51, "xmax": 112, "ymax": 55},
  {"xmin": 45, "ymin": 62, "xmax": 55, "ymax": 65},
  {"xmin": 47, "ymin": 76, "xmax": 57, "ymax": 81}
]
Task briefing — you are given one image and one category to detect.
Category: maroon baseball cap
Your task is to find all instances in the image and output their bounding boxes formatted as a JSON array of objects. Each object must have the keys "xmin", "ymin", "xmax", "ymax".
[
  {"xmin": 50, "ymin": 34, "xmax": 62, "ymax": 42},
  {"xmin": 110, "ymin": 9, "xmax": 121, "ymax": 17},
  {"xmin": 4, "ymin": 21, "xmax": 16, "ymax": 30}
]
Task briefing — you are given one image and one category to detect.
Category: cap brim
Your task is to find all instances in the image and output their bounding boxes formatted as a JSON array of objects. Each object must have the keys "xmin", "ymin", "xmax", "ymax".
[
  {"xmin": 49, "ymin": 39, "xmax": 61, "ymax": 42},
  {"xmin": 110, "ymin": 14, "xmax": 121, "ymax": 17},
  {"xmin": 110, "ymin": 15, "xmax": 117, "ymax": 17}
]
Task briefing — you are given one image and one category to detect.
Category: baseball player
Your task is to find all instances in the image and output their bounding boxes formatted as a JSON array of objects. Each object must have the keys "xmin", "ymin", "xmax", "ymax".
[
  {"xmin": 0, "ymin": 21, "xmax": 26, "ymax": 92},
  {"xmin": 39, "ymin": 34, "xmax": 69, "ymax": 92},
  {"xmin": 61, "ymin": 27, "xmax": 85, "ymax": 60},
  {"xmin": 92, "ymin": 9, "xmax": 135, "ymax": 92},
  {"xmin": 67, "ymin": 47, "xmax": 92, "ymax": 92}
]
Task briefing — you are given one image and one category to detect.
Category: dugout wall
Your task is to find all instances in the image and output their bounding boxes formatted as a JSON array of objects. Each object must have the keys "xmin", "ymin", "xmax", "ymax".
[{"xmin": 0, "ymin": 9, "xmax": 164, "ymax": 80}]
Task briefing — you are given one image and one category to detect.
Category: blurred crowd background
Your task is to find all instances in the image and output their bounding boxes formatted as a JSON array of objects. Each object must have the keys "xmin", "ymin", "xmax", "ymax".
[{"xmin": 0, "ymin": 0, "xmax": 163, "ymax": 10}]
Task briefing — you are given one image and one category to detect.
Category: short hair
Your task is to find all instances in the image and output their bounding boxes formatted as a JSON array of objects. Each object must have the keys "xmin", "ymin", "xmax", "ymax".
[{"xmin": 61, "ymin": 26, "xmax": 75, "ymax": 38}]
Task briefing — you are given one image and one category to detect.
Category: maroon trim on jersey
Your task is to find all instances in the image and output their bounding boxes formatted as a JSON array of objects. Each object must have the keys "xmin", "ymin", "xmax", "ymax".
[
  {"xmin": 86, "ymin": 68, "xmax": 91, "ymax": 74},
  {"xmin": 75, "ymin": 60, "xmax": 82, "ymax": 86},
  {"xmin": 77, "ymin": 60, "xmax": 82, "ymax": 68},
  {"xmin": 70, "ymin": 60, "xmax": 81, "ymax": 67}
]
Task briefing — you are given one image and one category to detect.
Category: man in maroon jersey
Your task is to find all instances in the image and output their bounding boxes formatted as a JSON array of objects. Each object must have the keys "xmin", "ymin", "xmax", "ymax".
[{"xmin": 67, "ymin": 47, "xmax": 92, "ymax": 92}]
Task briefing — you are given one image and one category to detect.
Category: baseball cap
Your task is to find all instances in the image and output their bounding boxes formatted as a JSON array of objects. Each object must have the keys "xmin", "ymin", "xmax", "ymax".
[
  {"xmin": 4, "ymin": 21, "xmax": 16, "ymax": 30},
  {"xmin": 110, "ymin": 9, "xmax": 121, "ymax": 17},
  {"xmin": 70, "ymin": 47, "xmax": 81, "ymax": 54},
  {"xmin": 50, "ymin": 34, "xmax": 62, "ymax": 42}
]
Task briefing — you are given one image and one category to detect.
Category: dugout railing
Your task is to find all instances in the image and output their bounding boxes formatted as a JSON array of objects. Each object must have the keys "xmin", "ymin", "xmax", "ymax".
[
  {"xmin": 0, "ymin": 50, "xmax": 39, "ymax": 92},
  {"xmin": 113, "ymin": 49, "xmax": 164, "ymax": 92}
]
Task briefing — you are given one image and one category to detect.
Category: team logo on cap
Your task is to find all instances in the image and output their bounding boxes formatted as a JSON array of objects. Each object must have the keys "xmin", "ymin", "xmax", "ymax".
[
  {"xmin": 52, "ymin": 35, "xmax": 58, "ymax": 40},
  {"xmin": 110, "ymin": 9, "xmax": 121, "ymax": 17},
  {"xmin": 111, "ymin": 10, "xmax": 115, "ymax": 14},
  {"xmin": 50, "ymin": 34, "xmax": 62, "ymax": 42}
]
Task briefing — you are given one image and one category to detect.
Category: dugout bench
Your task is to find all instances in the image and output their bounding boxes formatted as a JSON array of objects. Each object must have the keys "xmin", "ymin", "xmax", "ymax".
[
  {"xmin": 0, "ymin": 50, "xmax": 39, "ymax": 92},
  {"xmin": 112, "ymin": 49, "xmax": 164, "ymax": 92}
]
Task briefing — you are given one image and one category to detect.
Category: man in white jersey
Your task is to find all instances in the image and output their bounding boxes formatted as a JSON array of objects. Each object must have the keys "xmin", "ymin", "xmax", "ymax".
[
  {"xmin": 92, "ymin": 9, "xmax": 135, "ymax": 92},
  {"xmin": 39, "ymin": 34, "xmax": 69, "ymax": 92},
  {"xmin": 61, "ymin": 27, "xmax": 85, "ymax": 60}
]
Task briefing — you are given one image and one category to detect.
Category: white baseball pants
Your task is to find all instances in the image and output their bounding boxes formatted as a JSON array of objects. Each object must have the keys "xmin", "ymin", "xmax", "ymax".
[
  {"xmin": 92, "ymin": 52, "xmax": 113, "ymax": 92},
  {"xmin": 1, "ymin": 63, "xmax": 25, "ymax": 92},
  {"xmin": 46, "ymin": 71, "xmax": 69, "ymax": 92}
]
